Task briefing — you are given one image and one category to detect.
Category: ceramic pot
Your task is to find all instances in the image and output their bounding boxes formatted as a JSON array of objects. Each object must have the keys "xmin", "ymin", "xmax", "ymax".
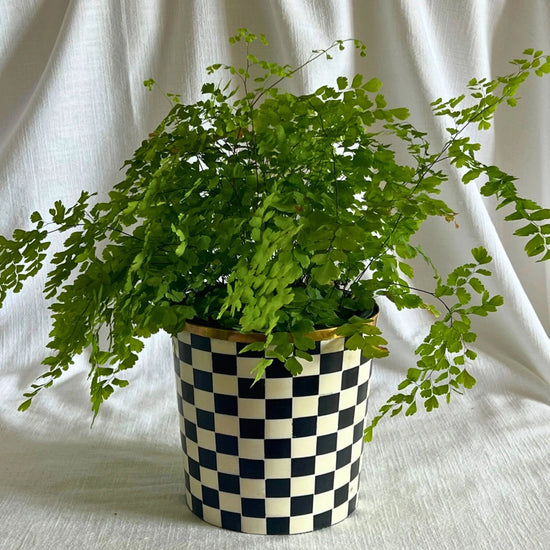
[{"xmin": 173, "ymin": 320, "xmax": 374, "ymax": 535}]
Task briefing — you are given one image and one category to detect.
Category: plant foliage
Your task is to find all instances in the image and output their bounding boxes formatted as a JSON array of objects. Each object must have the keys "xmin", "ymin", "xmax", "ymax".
[{"xmin": 1, "ymin": 30, "xmax": 549, "ymax": 438}]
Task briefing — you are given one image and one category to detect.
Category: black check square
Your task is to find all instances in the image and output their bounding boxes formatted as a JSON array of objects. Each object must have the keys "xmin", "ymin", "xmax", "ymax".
[
  {"xmin": 242, "ymin": 498, "xmax": 266, "ymax": 518},
  {"xmin": 266, "ymin": 478, "xmax": 291, "ymax": 498},
  {"xmin": 320, "ymin": 352, "xmax": 343, "ymax": 374},
  {"xmin": 214, "ymin": 394, "xmax": 238, "ymax": 416},
  {"xmin": 314, "ymin": 471, "xmax": 335, "ymax": 494},
  {"xmin": 184, "ymin": 419, "xmax": 197, "ymax": 442},
  {"xmin": 178, "ymin": 341, "xmax": 192, "ymax": 364},
  {"xmin": 318, "ymin": 393, "xmax": 339, "ymax": 416},
  {"xmin": 334, "ymin": 484, "xmax": 349, "ymax": 507},
  {"xmin": 239, "ymin": 418, "xmax": 265, "ymax": 439},
  {"xmin": 191, "ymin": 334, "xmax": 211, "ymax": 352},
  {"xmin": 239, "ymin": 458, "xmax": 265, "ymax": 479},
  {"xmin": 350, "ymin": 457, "xmax": 361, "ymax": 480},
  {"xmin": 291, "ymin": 495, "xmax": 313, "ymax": 516},
  {"xmin": 218, "ymin": 472, "xmax": 240, "ymax": 494},
  {"xmin": 173, "ymin": 355, "xmax": 182, "ymax": 376},
  {"xmin": 338, "ymin": 406, "xmax": 355, "ymax": 429},
  {"xmin": 202, "ymin": 486, "xmax": 219, "ymax": 508},
  {"xmin": 266, "ymin": 398, "xmax": 292, "ymax": 419},
  {"xmin": 341, "ymin": 366, "xmax": 359, "ymax": 390},
  {"xmin": 221, "ymin": 510, "xmax": 241, "ymax": 532},
  {"xmin": 267, "ymin": 517, "xmax": 290, "ymax": 535},
  {"xmin": 196, "ymin": 408, "xmax": 215, "ymax": 431},
  {"xmin": 356, "ymin": 380, "xmax": 368, "ymax": 404},
  {"xmin": 336, "ymin": 446, "xmax": 352, "ymax": 469},
  {"xmin": 216, "ymin": 433, "xmax": 239, "ymax": 455},
  {"xmin": 193, "ymin": 369, "xmax": 213, "ymax": 392},
  {"xmin": 313, "ymin": 510, "xmax": 332, "ymax": 530},
  {"xmin": 191, "ymin": 494, "xmax": 203, "ymax": 517},
  {"xmin": 198, "ymin": 447, "xmax": 217, "ymax": 470},
  {"xmin": 181, "ymin": 380, "xmax": 195, "ymax": 404},
  {"xmin": 292, "ymin": 375, "xmax": 319, "ymax": 396},
  {"xmin": 353, "ymin": 421, "xmax": 364, "ymax": 443},
  {"xmin": 238, "ymin": 377, "xmax": 265, "ymax": 399},
  {"xmin": 293, "ymin": 416, "xmax": 317, "ymax": 438},
  {"xmin": 212, "ymin": 353, "xmax": 237, "ymax": 375},
  {"xmin": 291, "ymin": 457, "xmax": 316, "ymax": 477},
  {"xmin": 316, "ymin": 433, "xmax": 337, "ymax": 455},
  {"xmin": 188, "ymin": 457, "xmax": 201, "ymax": 481},
  {"xmin": 265, "ymin": 438, "xmax": 291, "ymax": 459}
]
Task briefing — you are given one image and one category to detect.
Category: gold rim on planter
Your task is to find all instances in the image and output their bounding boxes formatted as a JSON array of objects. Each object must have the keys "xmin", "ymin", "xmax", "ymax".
[{"xmin": 183, "ymin": 311, "xmax": 379, "ymax": 343}]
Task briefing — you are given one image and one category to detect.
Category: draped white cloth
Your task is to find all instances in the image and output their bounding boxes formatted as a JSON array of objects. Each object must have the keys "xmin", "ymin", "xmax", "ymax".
[{"xmin": 1, "ymin": 1, "xmax": 549, "ymax": 548}]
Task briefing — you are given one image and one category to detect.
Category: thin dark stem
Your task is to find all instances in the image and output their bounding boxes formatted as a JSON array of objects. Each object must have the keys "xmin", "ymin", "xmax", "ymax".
[
  {"xmin": 250, "ymin": 39, "xmax": 359, "ymax": 108},
  {"xmin": 385, "ymin": 281, "xmax": 453, "ymax": 316},
  {"xmin": 352, "ymin": 88, "xmax": 514, "ymax": 288}
]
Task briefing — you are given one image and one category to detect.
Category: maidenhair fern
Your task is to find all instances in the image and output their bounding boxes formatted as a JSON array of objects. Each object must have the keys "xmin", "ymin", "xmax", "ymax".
[{"xmin": 1, "ymin": 29, "xmax": 549, "ymax": 438}]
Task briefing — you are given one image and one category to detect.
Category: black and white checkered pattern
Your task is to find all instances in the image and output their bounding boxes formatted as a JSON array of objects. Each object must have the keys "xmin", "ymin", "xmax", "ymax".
[{"xmin": 173, "ymin": 331, "xmax": 372, "ymax": 535}]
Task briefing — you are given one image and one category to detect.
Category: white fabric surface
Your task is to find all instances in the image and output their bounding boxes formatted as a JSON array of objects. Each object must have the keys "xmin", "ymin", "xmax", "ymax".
[{"xmin": 1, "ymin": 1, "xmax": 549, "ymax": 548}]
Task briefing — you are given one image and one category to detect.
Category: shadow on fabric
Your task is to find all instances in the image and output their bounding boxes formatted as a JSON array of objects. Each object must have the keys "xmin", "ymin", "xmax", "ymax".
[{"xmin": 0, "ymin": 427, "xmax": 201, "ymax": 524}]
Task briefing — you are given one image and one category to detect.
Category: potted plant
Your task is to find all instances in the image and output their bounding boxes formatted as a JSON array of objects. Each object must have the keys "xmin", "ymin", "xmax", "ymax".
[{"xmin": 1, "ymin": 29, "xmax": 549, "ymax": 534}]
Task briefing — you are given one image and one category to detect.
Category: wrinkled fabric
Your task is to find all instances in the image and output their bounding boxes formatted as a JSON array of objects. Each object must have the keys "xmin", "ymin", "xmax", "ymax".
[{"xmin": 1, "ymin": 1, "xmax": 549, "ymax": 548}]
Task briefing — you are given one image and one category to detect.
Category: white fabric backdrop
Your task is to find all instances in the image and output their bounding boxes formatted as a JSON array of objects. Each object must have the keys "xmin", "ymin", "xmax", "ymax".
[{"xmin": 1, "ymin": 1, "xmax": 549, "ymax": 548}]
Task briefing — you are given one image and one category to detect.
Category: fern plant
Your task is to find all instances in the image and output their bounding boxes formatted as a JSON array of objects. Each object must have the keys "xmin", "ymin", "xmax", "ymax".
[{"xmin": 1, "ymin": 29, "xmax": 549, "ymax": 439}]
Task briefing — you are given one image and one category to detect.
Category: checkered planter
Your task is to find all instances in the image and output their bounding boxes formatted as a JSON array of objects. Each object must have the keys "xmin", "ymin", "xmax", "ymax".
[{"xmin": 173, "ymin": 326, "xmax": 372, "ymax": 535}]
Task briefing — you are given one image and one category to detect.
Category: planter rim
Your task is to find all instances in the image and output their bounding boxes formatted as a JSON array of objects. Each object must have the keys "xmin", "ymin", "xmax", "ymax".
[{"xmin": 182, "ymin": 308, "xmax": 379, "ymax": 343}]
